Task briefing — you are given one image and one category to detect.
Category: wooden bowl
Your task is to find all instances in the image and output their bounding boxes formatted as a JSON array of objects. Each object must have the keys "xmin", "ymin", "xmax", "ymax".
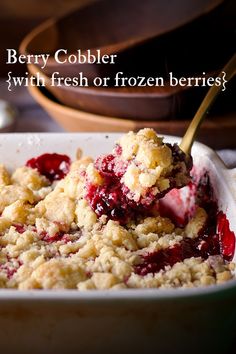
[
  {"xmin": 27, "ymin": 83, "xmax": 175, "ymax": 132},
  {"xmin": 20, "ymin": 0, "xmax": 223, "ymax": 77},
  {"xmin": 28, "ymin": 63, "xmax": 207, "ymax": 121},
  {"xmin": 27, "ymin": 83, "xmax": 236, "ymax": 149},
  {"xmin": 20, "ymin": 0, "xmax": 234, "ymax": 120}
]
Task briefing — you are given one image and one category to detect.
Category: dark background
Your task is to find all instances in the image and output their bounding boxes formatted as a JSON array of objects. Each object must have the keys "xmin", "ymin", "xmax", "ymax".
[
  {"xmin": 0, "ymin": 0, "xmax": 235, "ymax": 135},
  {"xmin": 0, "ymin": 0, "xmax": 235, "ymax": 78},
  {"xmin": 0, "ymin": 0, "xmax": 96, "ymax": 77}
]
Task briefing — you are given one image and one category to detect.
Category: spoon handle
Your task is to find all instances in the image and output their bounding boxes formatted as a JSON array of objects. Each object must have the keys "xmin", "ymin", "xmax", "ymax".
[{"xmin": 179, "ymin": 53, "xmax": 236, "ymax": 155}]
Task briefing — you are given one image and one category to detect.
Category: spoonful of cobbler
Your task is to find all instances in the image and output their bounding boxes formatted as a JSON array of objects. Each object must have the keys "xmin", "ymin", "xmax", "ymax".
[
  {"xmin": 84, "ymin": 53, "xmax": 236, "ymax": 224},
  {"xmin": 85, "ymin": 128, "xmax": 192, "ymax": 223}
]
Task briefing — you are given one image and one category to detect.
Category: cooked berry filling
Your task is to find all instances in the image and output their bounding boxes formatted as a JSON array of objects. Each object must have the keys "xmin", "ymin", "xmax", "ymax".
[
  {"xmin": 26, "ymin": 153, "xmax": 71, "ymax": 182},
  {"xmin": 85, "ymin": 142, "xmax": 192, "ymax": 224},
  {"xmin": 135, "ymin": 172, "xmax": 235, "ymax": 275},
  {"xmin": 0, "ymin": 129, "xmax": 234, "ymax": 290}
]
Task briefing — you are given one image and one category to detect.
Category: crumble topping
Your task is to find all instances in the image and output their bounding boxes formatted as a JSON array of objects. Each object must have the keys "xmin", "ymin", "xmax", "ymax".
[
  {"xmin": 85, "ymin": 129, "xmax": 192, "ymax": 224},
  {"xmin": 0, "ymin": 129, "xmax": 234, "ymax": 290}
]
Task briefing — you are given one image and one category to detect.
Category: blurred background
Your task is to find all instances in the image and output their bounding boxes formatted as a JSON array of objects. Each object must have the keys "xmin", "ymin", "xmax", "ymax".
[
  {"xmin": 0, "ymin": 0, "xmax": 94, "ymax": 76},
  {"xmin": 0, "ymin": 0, "xmax": 235, "ymax": 147},
  {"xmin": 0, "ymin": 0, "xmax": 90, "ymax": 132}
]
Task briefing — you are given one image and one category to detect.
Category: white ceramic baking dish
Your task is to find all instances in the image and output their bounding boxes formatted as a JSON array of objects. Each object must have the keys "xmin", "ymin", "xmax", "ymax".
[{"xmin": 0, "ymin": 133, "xmax": 236, "ymax": 354}]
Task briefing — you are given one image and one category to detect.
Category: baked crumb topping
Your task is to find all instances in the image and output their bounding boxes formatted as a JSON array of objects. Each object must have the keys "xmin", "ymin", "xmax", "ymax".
[
  {"xmin": 85, "ymin": 129, "xmax": 192, "ymax": 224},
  {"xmin": 0, "ymin": 129, "xmax": 234, "ymax": 290}
]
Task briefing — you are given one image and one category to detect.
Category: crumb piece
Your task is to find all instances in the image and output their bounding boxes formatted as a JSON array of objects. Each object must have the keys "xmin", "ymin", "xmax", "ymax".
[
  {"xmin": 0, "ymin": 164, "xmax": 10, "ymax": 186},
  {"xmin": 31, "ymin": 258, "xmax": 87, "ymax": 289},
  {"xmin": 91, "ymin": 272, "xmax": 119, "ymax": 289},
  {"xmin": 76, "ymin": 199, "xmax": 97, "ymax": 230},
  {"xmin": 185, "ymin": 207, "xmax": 207, "ymax": 238},
  {"xmin": 12, "ymin": 166, "xmax": 49, "ymax": 190}
]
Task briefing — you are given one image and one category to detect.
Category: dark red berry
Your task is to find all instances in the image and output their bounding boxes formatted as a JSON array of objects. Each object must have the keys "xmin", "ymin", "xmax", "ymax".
[{"xmin": 26, "ymin": 153, "xmax": 71, "ymax": 182}]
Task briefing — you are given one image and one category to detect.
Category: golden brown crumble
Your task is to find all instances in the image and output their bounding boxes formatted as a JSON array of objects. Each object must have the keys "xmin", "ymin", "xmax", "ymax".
[{"xmin": 0, "ymin": 130, "xmax": 234, "ymax": 290}]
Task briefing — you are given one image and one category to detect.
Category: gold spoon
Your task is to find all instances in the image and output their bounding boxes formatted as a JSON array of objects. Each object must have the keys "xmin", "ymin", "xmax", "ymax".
[{"xmin": 180, "ymin": 53, "xmax": 236, "ymax": 155}]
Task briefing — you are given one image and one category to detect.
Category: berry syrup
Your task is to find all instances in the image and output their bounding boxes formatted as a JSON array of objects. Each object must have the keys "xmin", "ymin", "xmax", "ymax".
[{"xmin": 26, "ymin": 153, "xmax": 71, "ymax": 182}]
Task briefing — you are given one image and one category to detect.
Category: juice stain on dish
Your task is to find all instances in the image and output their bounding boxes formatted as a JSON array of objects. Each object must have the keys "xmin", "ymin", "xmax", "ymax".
[{"xmin": 217, "ymin": 212, "xmax": 235, "ymax": 261}]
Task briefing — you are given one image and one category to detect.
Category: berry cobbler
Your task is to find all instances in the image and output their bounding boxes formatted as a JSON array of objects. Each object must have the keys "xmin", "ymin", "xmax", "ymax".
[{"xmin": 0, "ymin": 129, "xmax": 234, "ymax": 290}]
